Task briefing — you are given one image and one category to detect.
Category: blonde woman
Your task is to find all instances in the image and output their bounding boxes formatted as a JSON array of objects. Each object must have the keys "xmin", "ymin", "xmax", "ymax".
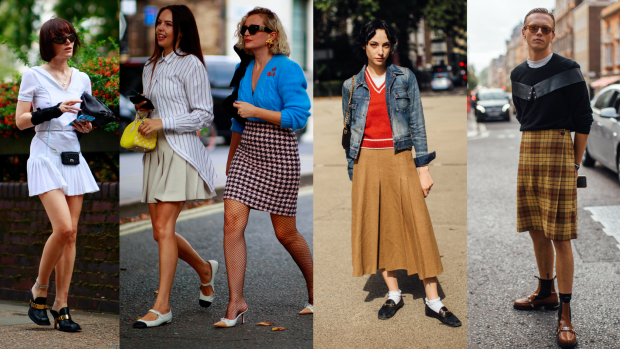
[{"xmin": 216, "ymin": 7, "xmax": 313, "ymax": 327}]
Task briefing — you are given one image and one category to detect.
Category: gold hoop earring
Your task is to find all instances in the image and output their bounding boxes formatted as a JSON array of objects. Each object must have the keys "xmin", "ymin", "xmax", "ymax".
[{"xmin": 265, "ymin": 39, "xmax": 274, "ymax": 48}]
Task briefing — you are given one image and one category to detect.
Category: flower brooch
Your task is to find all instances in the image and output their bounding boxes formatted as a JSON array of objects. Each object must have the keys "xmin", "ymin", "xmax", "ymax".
[{"xmin": 267, "ymin": 67, "xmax": 276, "ymax": 77}]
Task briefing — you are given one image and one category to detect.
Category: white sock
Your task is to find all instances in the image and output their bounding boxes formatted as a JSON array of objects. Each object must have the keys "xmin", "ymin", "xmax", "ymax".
[
  {"xmin": 425, "ymin": 297, "xmax": 444, "ymax": 313},
  {"xmin": 388, "ymin": 289, "xmax": 401, "ymax": 304}
]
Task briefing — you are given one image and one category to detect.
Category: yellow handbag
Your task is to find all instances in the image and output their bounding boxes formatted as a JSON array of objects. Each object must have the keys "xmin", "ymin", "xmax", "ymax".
[{"xmin": 120, "ymin": 111, "xmax": 157, "ymax": 152}]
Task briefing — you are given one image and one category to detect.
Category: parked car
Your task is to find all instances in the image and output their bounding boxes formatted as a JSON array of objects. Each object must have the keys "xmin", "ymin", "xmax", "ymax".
[
  {"xmin": 430, "ymin": 72, "xmax": 454, "ymax": 91},
  {"xmin": 474, "ymin": 88, "xmax": 511, "ymax": 122},
  {"xmin": 120, "ymin": 55, "xmax": 239, "ymax": 144},
  {"xmin": 583, "ymin": 85, "xmax": 620, "ymax": 183}
]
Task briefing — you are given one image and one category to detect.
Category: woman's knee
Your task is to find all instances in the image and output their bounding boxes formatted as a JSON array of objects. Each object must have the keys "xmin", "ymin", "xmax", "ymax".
[
  {"xmin": 54, "ymin": 224, "xmax": 74, "ymax": 242},
  {"xmin": 65, "ymin": 227, "xmax": 78, "ymax": 245},
  {"xmin": 552, "ymin": 239, "xmax": 572, "ymax": 253}
]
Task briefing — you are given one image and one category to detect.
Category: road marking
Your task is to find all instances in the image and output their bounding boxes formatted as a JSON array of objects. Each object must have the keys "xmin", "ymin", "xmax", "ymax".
[
  {"xmin": 468, "ymin": 123, "xmax": 489, "ymax": 140},
  {"xmin": 120, "ymin": 186, "xmax": 314, "ymax": 236},
  {"xmin": 584, "ymin": 205, "xmax": 620, "ymax": 250}
]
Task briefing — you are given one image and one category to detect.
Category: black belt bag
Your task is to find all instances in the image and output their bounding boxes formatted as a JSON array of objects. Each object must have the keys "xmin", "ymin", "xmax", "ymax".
[
  {"xmin": 60, "ymin": 152, "xmax": 80, "ymax": 165},
  {"xmin": 512, "ymin": 68, "xmax": 585, "ymax": 101}
]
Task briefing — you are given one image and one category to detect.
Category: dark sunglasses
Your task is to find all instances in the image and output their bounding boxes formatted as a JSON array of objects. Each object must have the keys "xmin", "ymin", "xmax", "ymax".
[
  {"xmin": 523, "ymin": 25, "xmax": 554, "ymax": 35},
  {"xmin": 51, "ymin": 33, "xmax": 76, "ymax": 44},
  {"xmin": 240, "ymin": 25, "xmax": 273, "ymax": 36}
]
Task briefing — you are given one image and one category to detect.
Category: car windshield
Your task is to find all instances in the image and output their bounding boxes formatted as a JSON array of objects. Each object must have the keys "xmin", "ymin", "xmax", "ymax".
[
  {"xmin": 478, "ymin": 91, "xmax": 506, "ymax": 100},
  {"xmin": 205, "ymin": 62, "xmax": 237, "ymax": 88}
]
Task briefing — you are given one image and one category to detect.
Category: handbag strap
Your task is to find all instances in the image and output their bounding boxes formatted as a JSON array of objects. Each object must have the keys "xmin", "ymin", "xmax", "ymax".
[{"xmin": 344, "ymin": 75, "xmax": 355, "ymax": 128}]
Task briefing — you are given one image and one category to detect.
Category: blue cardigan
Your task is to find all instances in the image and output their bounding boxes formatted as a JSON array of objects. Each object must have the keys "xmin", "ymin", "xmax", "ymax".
[{"xmin": 230, "ymin": 54, "xmax": 311, "ymax": 133}]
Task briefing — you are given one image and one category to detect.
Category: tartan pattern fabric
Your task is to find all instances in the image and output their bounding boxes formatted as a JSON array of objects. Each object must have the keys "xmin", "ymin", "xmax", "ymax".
[
  {"xmin": 517, "ymin": 129, "xmax": 577, "ymax": 240},
  {"xmin": 224, "ymin": 121, "xmax": 300, "ymax": 216}
]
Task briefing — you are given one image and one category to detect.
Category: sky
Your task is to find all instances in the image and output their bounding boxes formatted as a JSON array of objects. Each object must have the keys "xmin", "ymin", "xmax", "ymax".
[{"xmin": 468, "ymin": 0, "xmax": 556, "ymax": 73}]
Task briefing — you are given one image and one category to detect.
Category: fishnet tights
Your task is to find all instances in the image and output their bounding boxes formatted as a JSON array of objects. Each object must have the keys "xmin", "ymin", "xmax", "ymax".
[{"xmin": 222, "ymin": 199, "xmax": 314, "ymax": 320}]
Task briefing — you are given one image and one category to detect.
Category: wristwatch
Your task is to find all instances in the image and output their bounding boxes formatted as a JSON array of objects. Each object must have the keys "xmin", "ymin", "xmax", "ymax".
[{"xmin": 574, "ymin": 163, "xmax": 580, "ymax": 170}]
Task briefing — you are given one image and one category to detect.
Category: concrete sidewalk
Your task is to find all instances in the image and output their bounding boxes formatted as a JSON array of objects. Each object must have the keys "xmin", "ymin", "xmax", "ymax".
[
  {"xmin": 0, "ymin": 300, "xmax": 119, "ymax": 348},
  {"xmin": 313, "ymin": 94, "xmax": 468, "ymax": 348}
]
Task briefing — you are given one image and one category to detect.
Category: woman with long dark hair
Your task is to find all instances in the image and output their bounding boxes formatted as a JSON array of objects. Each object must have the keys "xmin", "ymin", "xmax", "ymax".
[
  {"xmin": 15, "ymin": 17, "xmax": 97, "ymax": 332},
  {"xmin": 216, "ymin": 7, "xmax": 313, "ymax": 327},
  {"xmin": 131, "ymin": 5, "xmax": 218, "ymax": 328},
  {"xmin": 342, "ymin": 19, "xmax": 461, "ymax": 325}
]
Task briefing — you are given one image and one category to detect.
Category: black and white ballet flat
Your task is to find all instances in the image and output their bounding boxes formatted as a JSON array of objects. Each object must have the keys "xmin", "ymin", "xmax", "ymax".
[
  {"xmin": 199, "ymin": 260, "xmax": 218, "ymax": 308},
  {"xmin": 132, "ymin": 309, "xmax": 172, "ymax": 328}
]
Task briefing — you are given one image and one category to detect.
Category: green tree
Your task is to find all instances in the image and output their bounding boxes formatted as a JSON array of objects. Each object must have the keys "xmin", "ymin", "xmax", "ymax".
[
  {"xmin": 479, "ymin": 67, "xmax": 488, "ymax": 87},
  {"xmin": 467, "ymin": 66, "xmax": 477, "ymax": 92},
  {"xmin": 55, "ymin": 0, "xmax": 119, "ymax": 52},
  {"xmin": 0, "ymin": 0, "xmax": 38, "ymax": 50}
]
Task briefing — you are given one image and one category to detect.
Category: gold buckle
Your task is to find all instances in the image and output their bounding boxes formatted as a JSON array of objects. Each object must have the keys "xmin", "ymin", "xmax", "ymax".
[
  {"xmin": 30, "ymin": 301, "xmax": 47, "ymax": 310},
  {"xmin": 58, "ymin": 314, "xmax": 70, "ymax": 321}
]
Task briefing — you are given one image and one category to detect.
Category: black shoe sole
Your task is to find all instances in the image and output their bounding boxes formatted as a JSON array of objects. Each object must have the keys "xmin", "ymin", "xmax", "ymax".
[
  {"xmin": 199, "ymin": 300, "xmax": 212, "ymax": 308},
  {"xmin": 513, "ymin": 303, "xmax": 559, "ymax": 311}
]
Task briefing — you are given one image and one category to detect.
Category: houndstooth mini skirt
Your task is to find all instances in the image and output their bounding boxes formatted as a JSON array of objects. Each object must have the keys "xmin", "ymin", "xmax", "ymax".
[{"xmin": 223, "ymin": 121, "xmax": 300, "ymax": 216}]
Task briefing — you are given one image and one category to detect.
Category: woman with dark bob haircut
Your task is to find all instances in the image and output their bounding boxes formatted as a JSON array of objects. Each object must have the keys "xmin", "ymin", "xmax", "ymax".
[
  {"xmin": 341, "ymin": 19, "xmax": 462, "ymax": 325},
  {"xmin": 15, "ymin": 17, "xmax": 97, "ymax": 332},
  {"xmin": 131, "ymin": 5, "xmax": 218, "ymax": 329}
]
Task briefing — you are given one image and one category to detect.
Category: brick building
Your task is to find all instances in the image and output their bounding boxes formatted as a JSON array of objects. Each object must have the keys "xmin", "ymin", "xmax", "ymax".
[
  {"xmin": 573, "ymin": 1, "xmax": 609, "ymax": 87},
  {"xmin": 596, "ymin": 1, "xmax": 620, "ymax": 91},
  {"xmin": 554, "ymin": 0, "xmax": 583, "ymax": 59}
]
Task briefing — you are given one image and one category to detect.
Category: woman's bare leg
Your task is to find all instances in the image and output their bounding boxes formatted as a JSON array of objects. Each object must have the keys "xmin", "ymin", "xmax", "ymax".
[
  {"xmin": 139, "ymin": 201, "xmax": 185, "ymax": 322},
  {"xmin": 31, "ymin": 189, "xmax": 74, "ymax": 299},
  {"xmin": 380, "ymin": 270, "xmax": 399, "ymax": 293},
  {"xmin": 423, "ymin": 277, "xmax": 440, "ymax": 300},
  {"xmin": 270, "ymin": 214, "xmax": 313, "ymax": 305},
  {"xmin": 51, "ymin": 194, "xmax": 83, "ymax": 311}
]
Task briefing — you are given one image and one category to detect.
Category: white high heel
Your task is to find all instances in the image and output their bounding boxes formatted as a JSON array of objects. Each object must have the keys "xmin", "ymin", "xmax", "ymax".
[
  {"xmin": 132, "ymin": 309, "xmax": 172, "ymax": 328},
  {"xmin": 199, "ymin": 260, "xmax": 218, "ymax": 308},
  {"xmin": 213, "ymin": 309, "xmax": 248, "ymax": 328},
  {"xmin": 299, "ymin": 303, "xmax": 313, "ymax": 315}
]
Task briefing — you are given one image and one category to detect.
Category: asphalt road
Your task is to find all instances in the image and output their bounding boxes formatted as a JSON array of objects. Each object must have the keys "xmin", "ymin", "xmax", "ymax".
[
  {"xmin": 119, "ymin": 191, "xmax": 313, "ymax": 348},
  {"xmin": 467, "ymin": 112, "xmax": 620, "ymax": 348},
  {"xmin": 313, "ymin": 93, "xmax": 468, "ymax": 348}
]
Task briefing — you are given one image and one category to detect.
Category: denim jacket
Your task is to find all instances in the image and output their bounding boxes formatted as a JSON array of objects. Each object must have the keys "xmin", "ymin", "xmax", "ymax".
[{"xmin": 342, "ymin": 64, "xmax": 436, "ymax": 180}]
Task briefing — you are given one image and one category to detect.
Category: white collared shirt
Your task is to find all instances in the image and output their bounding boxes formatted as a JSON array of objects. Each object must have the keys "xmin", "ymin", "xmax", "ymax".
[{"xmin": 142, "ymin": 50, "xmax": 216, "ymax": 191}]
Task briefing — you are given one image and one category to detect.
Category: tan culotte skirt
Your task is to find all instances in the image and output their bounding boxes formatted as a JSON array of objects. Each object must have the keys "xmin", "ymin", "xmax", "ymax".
[
  {"xmin": 351, "ymin": 148, "xmax": 443, "ymax": 279},
  {"xmin": 141, "ymin": 130, "xmax": 214, "ymax": 203},
  {"xmin": 517, "ymin": 129, "xmax": 577, "ymax": 240}
]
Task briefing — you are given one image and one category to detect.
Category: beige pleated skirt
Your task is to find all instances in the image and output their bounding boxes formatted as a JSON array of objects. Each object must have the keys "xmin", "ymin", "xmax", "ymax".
[
  {"xmin": 351, "ymin": 148, "xmax": 443, "ymax": 279},
  {"xmin": 141, "ymin": 130, "xmax": 214, "ymax": 203}
]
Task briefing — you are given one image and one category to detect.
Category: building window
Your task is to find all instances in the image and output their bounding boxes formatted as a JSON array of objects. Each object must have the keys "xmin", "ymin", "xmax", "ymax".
[
  {"xmin": 615, "ymin": 44, "xmax": 620, "ymax": 65},
  {"xmin": 605, "ymin": 45, "xmax": 613, "ymax": 68}
]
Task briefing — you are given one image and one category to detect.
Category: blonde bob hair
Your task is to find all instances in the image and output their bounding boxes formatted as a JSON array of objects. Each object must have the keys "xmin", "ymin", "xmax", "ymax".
[{"xmin": 234, "ymin": 7, "xmax": 290, "ymax": 57}]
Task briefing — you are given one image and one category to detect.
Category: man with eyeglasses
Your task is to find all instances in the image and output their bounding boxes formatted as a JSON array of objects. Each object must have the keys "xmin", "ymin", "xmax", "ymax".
[{"xmin": 509, "ymin": 7, "xmax": 592, "ymax": 349}]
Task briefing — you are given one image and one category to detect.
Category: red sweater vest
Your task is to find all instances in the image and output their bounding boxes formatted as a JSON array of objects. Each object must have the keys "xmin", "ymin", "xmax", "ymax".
[{"xmin": 362, "ymin": 69, "xmax": 393, "ymax": 149}]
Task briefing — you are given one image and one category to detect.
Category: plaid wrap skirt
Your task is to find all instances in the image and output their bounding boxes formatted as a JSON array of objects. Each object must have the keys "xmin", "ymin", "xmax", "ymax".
[
  {"xmin": 223, "ymin": 121, "xmax": 300, "ymax": 217},
  {"xmin": 517, "ymin": 129, "xmax": 577, "ymax": 240}
]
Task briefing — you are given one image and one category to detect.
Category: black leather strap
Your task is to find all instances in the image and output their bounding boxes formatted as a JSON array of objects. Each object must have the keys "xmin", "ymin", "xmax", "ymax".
[{"xmin": 512, "ymin": 68, "xmax": 584, "ymax": 101}]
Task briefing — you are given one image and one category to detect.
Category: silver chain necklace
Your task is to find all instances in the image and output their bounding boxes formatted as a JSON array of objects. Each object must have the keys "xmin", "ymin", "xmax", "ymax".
[{"xmin": 48, "ymin": 65, "xmax": 71, "ymax": 88}]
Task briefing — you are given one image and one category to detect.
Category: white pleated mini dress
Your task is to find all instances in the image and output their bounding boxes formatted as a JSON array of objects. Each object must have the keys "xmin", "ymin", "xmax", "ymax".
[{"xmin": 18, "ymin": 66, "xmax": 100, "ymax": 197}]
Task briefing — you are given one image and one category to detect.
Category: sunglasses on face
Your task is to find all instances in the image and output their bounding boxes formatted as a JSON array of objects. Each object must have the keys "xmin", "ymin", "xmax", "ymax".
[
  {"xmin": 523, "ymin": 25, "xmax": 554, "ymax": 35},
  {"xmin": 240, "ymin": 25, "xmax": 273, "ymax": 36},
  {"xmin": 51, "ymin": 33, "xmax": 76, "ymax": 44}
]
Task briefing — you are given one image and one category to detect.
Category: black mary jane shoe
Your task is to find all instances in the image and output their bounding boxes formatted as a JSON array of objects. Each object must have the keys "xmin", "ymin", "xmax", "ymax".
[
  {"xmin": 28, "ymin": 289, "xmax": 50, "ymax": 326},
  {"xmin": 378, "ymin": 298, "xmax": 404, "ymax": 320},
  {"xmin": 50, "ymin": 307, "xmax": 81, "ymax": 332},
  {"xmin": 425, "ymin": 305, "xmax": 462, "ymax": 327}
]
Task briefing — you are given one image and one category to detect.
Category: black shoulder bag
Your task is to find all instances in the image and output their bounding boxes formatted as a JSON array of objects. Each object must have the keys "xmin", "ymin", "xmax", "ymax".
[{"xmin": 224, "ymin": 46, "xmax": 255, "ymax": 126}]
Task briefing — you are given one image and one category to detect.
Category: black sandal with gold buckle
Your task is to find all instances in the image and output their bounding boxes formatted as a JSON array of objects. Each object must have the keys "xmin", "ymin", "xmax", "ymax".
[
  {"xmin": 28, "ymin": 287, "xmax": 50, "ymax": 326},
  {"xmin": 50, "ymin": 307, "xmax": 81, "ymax": 332}
]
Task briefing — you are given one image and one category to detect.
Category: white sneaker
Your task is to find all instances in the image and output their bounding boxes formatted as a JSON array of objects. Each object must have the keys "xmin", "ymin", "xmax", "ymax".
[
  {"xmin": 132, "ymin": 309, "xmax": 172, "ymax": 328},
  {"xmin": 199, "ymin": 260, "xmax": 218, "ymax": 307}
]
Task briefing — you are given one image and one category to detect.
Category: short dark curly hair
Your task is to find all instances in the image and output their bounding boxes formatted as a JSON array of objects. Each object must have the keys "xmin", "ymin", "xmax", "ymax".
[
  {"xmin": 355, "ymin": 19, "xmax": 397, "ymax": 65},
  {"xmin": 39, "ymin": 18, "xmax": 80, "ymax": 62}
]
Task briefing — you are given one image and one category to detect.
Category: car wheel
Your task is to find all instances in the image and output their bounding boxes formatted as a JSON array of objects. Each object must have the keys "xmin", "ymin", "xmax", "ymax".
[{"xmin": 582, "ymin": 146, "xmax": 596, "ymax": 167}]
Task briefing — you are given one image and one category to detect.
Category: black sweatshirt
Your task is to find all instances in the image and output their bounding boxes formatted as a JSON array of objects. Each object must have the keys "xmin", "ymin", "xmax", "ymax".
[{"xmin": 510, "ymin": 54, "xmax": 593, "ymax": 134}]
